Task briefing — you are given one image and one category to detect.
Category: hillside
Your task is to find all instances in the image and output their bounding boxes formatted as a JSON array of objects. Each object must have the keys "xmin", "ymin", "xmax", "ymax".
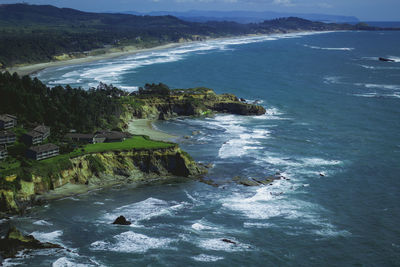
[
  {"xmin": 124, "ymin": 10, "xmax": 360, "ymax": 24},
  {"xmin": 0, "ymin": 4, "xmax": 381, "ymax": 68}
]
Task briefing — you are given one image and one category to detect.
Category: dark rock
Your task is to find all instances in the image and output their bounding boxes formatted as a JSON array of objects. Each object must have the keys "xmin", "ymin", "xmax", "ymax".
[
  {"xmin": 204, "ymin": 163, "xmax": 213, "ymax": 169},
  {"xmin": 0, "ymin": 226, "xmax": 62, "ymax": 259},
  {"xmin": 191, "ymin": 130, "xmax": 201, "ymax": 135},
  {"xmin": 213, "ymin": 102, "xmax": 265, "ymax": 116},
  {"xmin": 319, "ymin": 173, "xmax": 325, "ymax": 177},
  {"xmin": 234, "ymin": 173, "xmax": 285, "ymax": 187},
  {"xmin": 236, "ymin": 177, "xmax": 261, "ymax": 186},
  {"xmin": 240, "ymin": 98, "xmax": 246, "ymax": 102},
  {"xmin": 112, "ymin": 216, "xmax": 131, "ymax": 225},
  {"xmin": 379, "ymin": 57, "xmax": 395, "ymax": 62},
  {"xmin": 222, "ymin": 238, "xmax": 237, "ymax": 245},
  {"xmin": 199, "ymin": 178, "xmax": 219, "ymax": 187}
]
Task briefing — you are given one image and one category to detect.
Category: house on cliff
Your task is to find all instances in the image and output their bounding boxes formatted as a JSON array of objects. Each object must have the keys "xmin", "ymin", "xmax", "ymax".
[
  {"xmin": 95, "ymin": 131, "xmax": 130, "ymax": 142},
  {"xmin": 0, "ymin": 114, "xmax": 17, "ymax": 129},
  {"xmin": 26, "ymin": 143, "xmax": 59, "ymax": 161},
  {"xmin": 0, "ymin": 130, "xmax": 16, "ymax": 145},
  {"xmin": 0, "ymin": 145, "xmax": 8, "ymax": 160},
  {"xmin": 64, "ymin": 133, "xmax": 96, "ymax": 144},
  {"xmin": 22, "ymin": 125, "xmax": 50, "ymax": 145},
  {"xmin": 64, "ymin": 131, "xmax": 130, "ymax": 144}
]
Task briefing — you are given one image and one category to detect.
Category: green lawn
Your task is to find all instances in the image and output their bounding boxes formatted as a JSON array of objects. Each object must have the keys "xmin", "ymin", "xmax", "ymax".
[
  {"xmin": 42, "ymin": 136, "xmax": 175, "ymax": 164},
  {"xmin": 84, "ymin": 136, "xmax": 174, "ymax": 153}
]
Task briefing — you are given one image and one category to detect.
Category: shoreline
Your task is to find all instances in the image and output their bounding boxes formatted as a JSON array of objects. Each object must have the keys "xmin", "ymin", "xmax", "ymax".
[
  {"xmin": 5, "ymin": 30, "xmax": 330, "ymax": 76},
  {"xmin": 5, "ymin": 42, "xmax": 187, "ymax": 76},
  {"xmin": 127, "ymin": 119, "xmax": 177, "ymax": 142}
]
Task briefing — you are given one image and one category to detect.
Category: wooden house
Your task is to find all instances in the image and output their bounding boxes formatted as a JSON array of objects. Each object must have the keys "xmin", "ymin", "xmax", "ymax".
[
  {"xmin": 26, "ymin": 143, "xmax": 59, "ymax": 161},
  {"xmin": 0, "ymin": 130, "xmax": 16, "ymax": 145},
  {"xmin": 0, "ymin": 114, "xmax": 17, "ymax": 129}
]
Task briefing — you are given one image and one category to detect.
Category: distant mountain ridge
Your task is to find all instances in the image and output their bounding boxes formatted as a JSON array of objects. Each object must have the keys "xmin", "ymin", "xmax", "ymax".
[{"xmin": 121, "ymin": 10, "xmax": 359, "ymax": 24}]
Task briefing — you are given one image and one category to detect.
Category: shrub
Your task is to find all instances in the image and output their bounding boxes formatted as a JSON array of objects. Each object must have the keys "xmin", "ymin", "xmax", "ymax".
[{"xmin": 86, "ymin": 155, "xmax": 106, "ymax": 175}]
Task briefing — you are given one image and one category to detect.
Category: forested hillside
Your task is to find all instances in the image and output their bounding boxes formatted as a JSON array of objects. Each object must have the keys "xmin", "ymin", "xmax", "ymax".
[
  {"xmin": 0, "ymin": 4, "xmax": 380, "ymax": 68},
  {"xmin": 0, "ymin": 72, "xmax": 124, "ymax": 135}
]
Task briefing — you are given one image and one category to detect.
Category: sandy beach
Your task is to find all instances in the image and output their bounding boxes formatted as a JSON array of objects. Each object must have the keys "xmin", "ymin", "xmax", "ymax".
[
  {"xmin": 5, "ymin": 33, "xmax": 274, "ymax": 76},
  {"xmin": 5, "ymin": 42, "xmax": 186, "ymax": 76},
  {"xmin": 127, "ymin": 119, "xmax": 176, "ymax": 142}
]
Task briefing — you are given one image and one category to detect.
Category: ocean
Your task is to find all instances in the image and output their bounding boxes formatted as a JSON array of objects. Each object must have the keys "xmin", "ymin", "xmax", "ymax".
[{"xmin": 4, "ymin": 30, "xmax": 400, "ymax": 266}]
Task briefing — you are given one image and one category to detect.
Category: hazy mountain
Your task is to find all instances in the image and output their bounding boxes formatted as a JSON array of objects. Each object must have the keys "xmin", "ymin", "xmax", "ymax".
[{"xmin": 122, "ymin": 10, "xmax": 359, "ymax": 24}]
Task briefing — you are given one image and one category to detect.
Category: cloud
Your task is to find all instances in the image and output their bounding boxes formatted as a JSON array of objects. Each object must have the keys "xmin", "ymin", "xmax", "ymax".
[
  {"xmin": 273, "ymin": 0, "xmax": 294, "ymax": 6},
  {"xmin": 174, "ymin": 0, "xmax": 238, "ymax": 2}
]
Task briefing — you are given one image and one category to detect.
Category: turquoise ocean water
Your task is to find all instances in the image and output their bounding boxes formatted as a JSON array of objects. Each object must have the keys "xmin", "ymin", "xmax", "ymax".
[{"xmin": 3, "ymin": 31, "xmax": 400, "ymax": 266}]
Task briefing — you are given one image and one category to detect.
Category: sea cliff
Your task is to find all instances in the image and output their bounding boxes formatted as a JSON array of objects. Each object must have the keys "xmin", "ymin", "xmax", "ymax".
[
  {"xmin": 121, "ymin": 87, "xmax": 266, "ymax": 124},
  {"xmin": 0, "ymin": 146, "xmax": 205, "ymax": 214}
]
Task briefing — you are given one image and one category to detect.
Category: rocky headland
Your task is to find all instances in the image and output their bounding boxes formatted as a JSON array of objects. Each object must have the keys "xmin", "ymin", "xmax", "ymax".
[
  {"xmin": 0, "ymin": 84, "xmax": 266, "ymax": 216},
  {"xmin": 123, "ymin": 86, "xmax": 266, "ymax": 122}
]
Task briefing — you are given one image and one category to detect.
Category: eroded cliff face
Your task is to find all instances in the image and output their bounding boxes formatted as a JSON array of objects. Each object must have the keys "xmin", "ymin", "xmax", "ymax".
[
  {"xmin": 127, "ymin": 88, "xmax": 266, "ymax": 121},
  {"xmin": 0, "ymin": 147, "xmax": 206, "ymax": 214}
]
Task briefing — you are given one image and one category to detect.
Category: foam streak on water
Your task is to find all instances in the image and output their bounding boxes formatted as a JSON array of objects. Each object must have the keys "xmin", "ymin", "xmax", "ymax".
[{"xmin": 36, "ymin": 31, "xmax": 332, "ymax": 89}]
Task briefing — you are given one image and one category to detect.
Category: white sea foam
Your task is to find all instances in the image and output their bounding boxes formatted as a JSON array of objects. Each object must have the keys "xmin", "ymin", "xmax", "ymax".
[
  {"xmin": 323, "ymin": 76, "xmax": 342, "ymax": 84},
  {"xmin": 359, "ymin": 64, "xmax": 376, "ymax": 69},
  {"xmin": 52, "ymin": 257, "xmax": 94, "ymax": 267},
  {"xmin": 304, "ymin": 44, "xmax": 354, "ymax": 51},
  {"xmin": 90, "ymin": 231, "xmax": 174, "ymax": 253},
  {"xmin": 192, "ymin": 254, "xmax": 224, "ymax": 262},
  {"xmin": 197, "ymin": 238, "xmax": 251, "ymax": 252},
  {"xmin": 38, "ymin": 31, "xmax": 333, "ymax": 89},
  {"xmin": 33, "ymin": 220, "xmax": 53, "ymax": 226},
  {"xmin": 252, "ymin": 107, "xmax": 287, "ymax": 120},
  {"xmin": 102, "ymin": 197, "xmax": 188, "ymax": 224},
  {"xmin": 354, "ymin": 92, "xmax": 400, "ymax": 99},
  {"xmin": 388, "ymin": 56, "xmax": 400, "ymax": 62},
  {"xmin": 358, "ymin": 64, "xmax": 400, "ymax": 70},
  {"xmin": 205, "ymin": 114, "xmax": 274, "ymax": 159},
  {"xmin": 354, "ymin": 83, "xmax": 400, "ymax": 90},
  {"xmin": 258, "ymin": 153, "xmax": 342, "ymax": 168},
  {"xmin": 31, "ymin": 230, "xmax": 63, "ymax": 243},
  {"xmin": 243, "ymin": 222, "xmax": 274, "ymax": 228},
  {"xmin": 191, "ymin": 223, "xmax": 215, "ymax": 231},
  {"xmin": 222, "ymin": 185, "xmax": 347, "ymax": 237}
]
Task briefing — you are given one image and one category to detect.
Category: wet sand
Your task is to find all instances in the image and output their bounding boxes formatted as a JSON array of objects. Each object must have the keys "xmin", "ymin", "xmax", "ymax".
[{"xmin": 127, "ymin": 119, "xmax": 176, "ymax": 142}]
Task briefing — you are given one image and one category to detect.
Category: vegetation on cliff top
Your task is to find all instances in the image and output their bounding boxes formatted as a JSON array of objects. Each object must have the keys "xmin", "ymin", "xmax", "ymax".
[{"xmin": 0, "ymin": 72, "xmax": 125, "ymax": 135}]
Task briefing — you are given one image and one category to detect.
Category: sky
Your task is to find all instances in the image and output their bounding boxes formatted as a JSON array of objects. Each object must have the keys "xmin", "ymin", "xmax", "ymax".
[{"xmin": 0, "ymin": 0, "xmax": 399, "ymax": 21}]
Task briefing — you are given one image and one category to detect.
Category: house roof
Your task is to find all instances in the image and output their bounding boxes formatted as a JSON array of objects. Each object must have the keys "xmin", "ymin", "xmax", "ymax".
[
  {"xmin": 5, "ymin": 114, "xmax": 17, "ymax": 120},
  {"xmin": 0, "ymin": 115, "xmax": 14, "ymax": 122},
  {"xmin": 95, "ymin": 131, "xmax": 129, "ymax": 140},
  {"xmin": 25, "ymin": 130, "xmax": 43, "ymax": 138},
  {"xmin": 33, "ymin": 125, "xmax": 50, "ymax": 134},
  {"xmin": 29, "ymin": 143, "xmax": 59, "ymax": 153},
  {"xmin": 65, "ymin": 133, "xmax": 94, "ymax": 139},
  {"xmin": 0, "ymin": 130, "xmax": 16, "ymax": 138}
]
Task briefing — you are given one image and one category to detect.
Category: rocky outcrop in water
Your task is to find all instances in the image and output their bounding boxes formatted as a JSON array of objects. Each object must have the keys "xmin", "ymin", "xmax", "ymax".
[
  {"xmin": 233, "ymin": 173, "xmax": 286, "ymax": 186},
  {"xmin": 112, "ymin": 216, "xmax": 131, "ymax": 225},
  {"xmin": 125, "ymin": 87, "xmax": 266, "ymax": 121},
  {"xmin": 0, "ymin": 226, "xmax": 62, "ymax": 259},
  {"xmin": 379, "ymin": 57, "xmax": 395, "ymax": 62}
]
